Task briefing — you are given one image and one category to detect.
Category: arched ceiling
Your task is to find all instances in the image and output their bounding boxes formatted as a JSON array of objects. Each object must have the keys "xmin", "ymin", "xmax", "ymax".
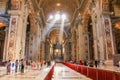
[
  {"xmin": 32, "ymin": 0, "xmax": 81, "ymax": 44},
  {"xmin": 35, "ymin": 0, "xmax": 80, "ymax": 22}
]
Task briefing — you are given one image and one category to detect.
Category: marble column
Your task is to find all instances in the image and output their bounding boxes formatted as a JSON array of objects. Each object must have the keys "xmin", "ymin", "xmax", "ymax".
[
  {"xmin": 71, "ymin": 31, "xmax": 75, "ymax": 61},
  {"xmin": 102, "ymin": 15, "xmax": 115, "ymax": 60},
  {"xmin": 5, "ymin": 0, "xmax": 29, "ymax": 61},
  {"xmin": 3, "ymin": 27, "xmax": 9, "ymax": 60},
  {"xmin": 45, "ymin": 39, "xmax": 50, "ymax": 60},
  {"xmin": 77, "ymin": 23, "xmax": 87, "ymax": 60},
  {"xmin": 6, "ymin": 13, "xmax": 23, "ymax": 61},
  {"xmin": 100, "ymin": 0, "xmax": 115, "ymax": 60},
  {"xmin": 41, "ymin": 41, "xmax": 45, "ymax": 60},
  {"xmin": 8, "ymin": 16, "xmax": 17, "ymax": 61}
]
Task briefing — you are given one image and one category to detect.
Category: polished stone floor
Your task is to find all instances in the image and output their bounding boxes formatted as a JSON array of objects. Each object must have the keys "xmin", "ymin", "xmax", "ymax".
[
  {"xmin": 0, "ymin": 63, "xmax": 92, "ymax": 80},
  {"xmin": 52, "ymin": 63, "xmax": 91, "ymax": 80},
  {"xmin": 0, "ymin": 65, "xmax": 52, "ymax": 80},
  {"xmin": 1, "ymin": 63, "xmax": 120, "ymax": 80}
]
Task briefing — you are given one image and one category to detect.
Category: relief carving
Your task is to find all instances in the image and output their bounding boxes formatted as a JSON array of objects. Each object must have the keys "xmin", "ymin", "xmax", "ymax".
[{"xmin": 104, "ymin": 19, "xmax": 112, "ymax": 59}]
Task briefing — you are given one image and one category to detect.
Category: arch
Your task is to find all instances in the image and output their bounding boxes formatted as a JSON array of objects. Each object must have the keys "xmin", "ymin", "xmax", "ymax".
[
  {"xmin": 24, "ymin": 15, "xmax": 31, "ymax": 60},
  {"xmin": 46, "ymin": 27, "xmax": 68, "ymax": 38}
]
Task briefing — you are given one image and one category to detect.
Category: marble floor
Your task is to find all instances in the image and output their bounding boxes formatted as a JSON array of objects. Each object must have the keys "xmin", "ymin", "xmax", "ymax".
[
  {"xmin": 0, "ymin": 65, "xmax": 53, "ymax": 80},
  {"xmin": 0, "ymin": 63, "xmax": 92, "ymax": 80},
  {"xmin": 52, "ymin": 63, "xmax": 92, "ymax": 80},
  {"xmin": 1, "ymin": 63, "xmax": 120, "ymax": 80}
]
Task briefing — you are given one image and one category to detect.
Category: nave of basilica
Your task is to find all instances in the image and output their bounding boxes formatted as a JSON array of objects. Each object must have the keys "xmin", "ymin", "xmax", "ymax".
[{"xmin": 0, "ymin": 0, "xmax": 120, "ymax": 80}]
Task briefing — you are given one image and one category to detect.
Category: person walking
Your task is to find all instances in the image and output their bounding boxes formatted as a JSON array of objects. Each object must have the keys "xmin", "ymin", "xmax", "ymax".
[
  {"xmin": 47, "ymin": 60, "xmax": 51, "ymax": 67},
  {"xmin": 95, "ymin": 60, "xmax": 98, "ymax": 68},
  {"xmin": 6, "ymin": 60, "xmax": 11, "ymax": 75},
  {"xmin": 40, "ymin": 60, "xmax": 44, "ymax": 69},
  {"xmin": 21, "ymin": 59, "xmax": 24, "ymax": 73},
  {"xmin": 15, "ymin": 60, "xmax": 18, "ymax": 72},
  {"xmin": 79, "ymin": 60, "xmax": 84, "ymax": 65}
]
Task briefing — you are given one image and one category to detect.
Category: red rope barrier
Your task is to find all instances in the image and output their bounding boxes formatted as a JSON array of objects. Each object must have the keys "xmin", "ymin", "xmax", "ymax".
[
  {"xmin": 115, "ymin": 73, "xmax": 120, "ymax": 80},
  {"xmin": 44, "ymin": 65, "xmax": 54, "ymax": 80},
  {"xmin": 62, "ymin": 62, "xmax": 120, "ymax": 80},
  {"xmin": 87, "ymin": 68, "xmax": 97, "ymax": 80}
]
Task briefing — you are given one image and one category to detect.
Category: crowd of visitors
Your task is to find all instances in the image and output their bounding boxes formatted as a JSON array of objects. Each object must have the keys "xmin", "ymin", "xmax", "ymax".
[
  {"xmin": 68, "ymin": 59, "xmax": 107, "ymax": 68},
  {"xmin": 5, "ymin": 59, "xmax": 52, "ymax": 75},
  {"xmin": 6, "ymin": 59, "xmax": 26, "ymax": 74}
]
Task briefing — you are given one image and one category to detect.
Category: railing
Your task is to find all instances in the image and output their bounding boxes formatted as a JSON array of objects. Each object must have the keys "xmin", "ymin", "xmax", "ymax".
[{"xmin": 62, "ymin": 62, "xmax": 120, "ymax": 80}]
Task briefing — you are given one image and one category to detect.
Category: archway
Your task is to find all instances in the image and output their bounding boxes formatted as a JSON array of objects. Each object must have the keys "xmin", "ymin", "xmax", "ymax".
[
  {"xmin": 46, "ymin": 29, "xmax": 67, "ymax": 62},
  {"xmin": 110, "ymin": 0, "xmax": 120, "ymax": 54},
  {"xmin": 25, "ymin": 16, "xmax": 30, "ymax": 60},
  {"xmin": 87, "ymin": 16, "xmax": 94, "ymax": 60},
  {"xmin": 110, "ymin": 0, "xmax": 120, "ymax": 65},
  {"xmin": 0, "ymin": 27, "xmax": 5, "ymax": 61},
  {"xmin": 113, "ymin": 22, "xmax": 120, "ymax": 54}
]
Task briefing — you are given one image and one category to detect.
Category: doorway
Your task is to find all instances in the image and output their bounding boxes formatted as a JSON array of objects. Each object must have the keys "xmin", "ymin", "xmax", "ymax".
[
  {"xmin": 0, "ymin": 27, "xmax": 5, "ymax": 61},
  {"xmin": 25, "ymin": 16, "xmax": 30, "ymax": 60},
  {"xmin": 88, "ymin": 17, "xmax": 94, "ymax": 60}
]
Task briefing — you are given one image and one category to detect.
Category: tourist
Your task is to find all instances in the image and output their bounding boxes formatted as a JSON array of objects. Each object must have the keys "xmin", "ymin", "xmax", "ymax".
[
  {"xmin": 40, "ymin": 60, "xmax": 44, "ymax": 68},
  {"xmin": 21, "ymin": 59, "xmax": 24, "ymax": 73},
  {"xmin": 15, "ymin": 60, "xmax": 18, "ymax": 72},
  {"xmin": 6, "ymin": 60, "xmax": 11, "ymax": 75},
  {"xmin": 18, "ymin": 60, "xmax": 21, "ymax": 71},
  {"xmin": 102, "ymin": 60, "xmax": 106, "ymax": 66},
  {"xmin": 84, "ymin": 60, "xmax": 88, "ymax": 66},
  {"xmin": 47, "ymin": 60, "xmax": 51, "ymax": 67},
  {"xmin": 95, "ymin": 60, "xmax": 98, "ymax": 68},
  {"xmin": 79, "ymin": 60, "xmax": 84, "ymax": 65},
  {"xmin": 89, "ymin": 60, "xmax": 94, "ymax": 67}
]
